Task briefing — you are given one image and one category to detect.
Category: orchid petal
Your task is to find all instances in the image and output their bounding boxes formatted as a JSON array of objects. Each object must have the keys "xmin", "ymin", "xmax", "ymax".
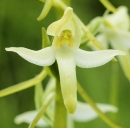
[
  {"xmin": 14, "ymin": 111, "xmax": 49, "ymax": 127},
  {"xmin": 117, "ymin": 50, "xmax": 130, "ymax": 81},
  {"xmin": 5, "ymin": 47, "xmax": 55, "ymax": 66},
  {"xmin": 70, "ymin": 102, "xmax": 118, "ymax": 122},
  {"xmin": 104, "ymin": 6, "xmax": 129, "ymax": 30},
  {"xmin": 74, "ymin": 49, "xmax": 125, "ymax": 68},
  {"xmin": 47, "ymin": 7, "xmax": 81, "ymax": 49},
  {"xmin": 110, "ymin": 38, "xmax": 130, "ymax": 80},
  {"xmin": 47, "ymin": 7, "xmax": 73, "ymax": 36},
  {"xmin": 110, "ymin": 31, "xmax": 130, "ymax": 49},
  {"xmin": 56, "ymin": 49, "xmax": 77, "ymax": 114},
  {"xmin": 37, "ymin": 0, "xmax": 53, "ymax": 21},
  {"xmin": 0, "ymin": 69, "xmax": 47, "ymax": 97},
  {"xmin": 71, "ymin": 15, "xmax": 81, "ymax": 49}
]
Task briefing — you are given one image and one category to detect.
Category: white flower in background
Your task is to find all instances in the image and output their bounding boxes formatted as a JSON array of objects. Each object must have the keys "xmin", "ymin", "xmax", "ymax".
[
  {"xmin": 6, "ymin": 7, "xmax": 125, "ymax": 113},
  {"xmin": 89, "ymin": 6, "xmax": 130, "ymax": 81},
  {"xmin": 14, "ymin": 102, "xmax": 118, "ymax": 128},
  {"xmin": 14, "ymin": 111, "xmax": 49, "ymax": 127}
]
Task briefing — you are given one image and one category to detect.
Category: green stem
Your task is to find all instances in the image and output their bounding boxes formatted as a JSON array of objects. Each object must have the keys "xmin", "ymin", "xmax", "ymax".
[
  {"xmin": 29, "ymin": 92, "xmax": 54, "ymax": 128},
  {"xmin": 109, "ymin": 63, "xmax": 119, "ymax": 120},
  {"xmin": 109, "ymin": 63, "xmax": 119, "ymax": 106},
  {"xmin": 80, "ymin": 21, "xmax": 104, "ymax": 50},
  {"xmin": 99, "ymin": 0, "xmax": 117, "ymax": 12},
  {"xmin": 53, "ymin": 80, "xmax": 67, "ymax": 128},
  {"xmin": 61, "ymin": 0, "xmax": 71, "ymax": 5},
  {"xmin": 53, "ymin": 0, "xmax": 67, "ymax": 10},
  {"xmin": 77, "ymin": 82, "xmax": 122, "ymax": 128},
  {"xmin": 0, "ymin": 68, "xmax": 47, "ymax": 97}
]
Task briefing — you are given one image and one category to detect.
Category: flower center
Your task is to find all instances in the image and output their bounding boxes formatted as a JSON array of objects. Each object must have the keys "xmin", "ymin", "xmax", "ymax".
[{"xmin": 57, "ymin": 30, "xmax": 74, "ymax": 48}]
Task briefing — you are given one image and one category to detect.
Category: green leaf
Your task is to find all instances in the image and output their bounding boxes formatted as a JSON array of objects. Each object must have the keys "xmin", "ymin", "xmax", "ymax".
[
  {"xmin": 42, "ymin": 27, "xmax": 51, "ymax": 48},
  {"xmin": 35, "ymin": 82, "xmax": 44, "ymax": 110}
]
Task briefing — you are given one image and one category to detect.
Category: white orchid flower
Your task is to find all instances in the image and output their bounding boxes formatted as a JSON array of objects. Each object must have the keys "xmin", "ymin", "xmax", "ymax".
[
  {"xmin": 5, "ymin": 7, "xmax": 125, "ymax": 113},
  {"xmin": 14, "ymin": 101, "xmax": 118, "ymax": 128},
  {"xmin": 89, "ymin": 6, "xmax": 130, "ymax": 80},
  {"xmin": 14, "ymin": 111, "xmax": 49, "ymax": 127}
]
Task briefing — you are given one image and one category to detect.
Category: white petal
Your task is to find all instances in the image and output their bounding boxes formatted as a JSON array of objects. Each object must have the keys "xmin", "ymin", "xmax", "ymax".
[
  {"xmin": 56, "ymin": 48, "xmax": 77, "ymax": 114},
  {"xmin": 110, "ymin": 30, "xmax": 130, "ymax": 49},
  {"xmin": 47, "ymin": 7, "xmax": 81, "ymax": 50},
  {"xmin": 71, "ymin": 15, "xmax": 81, "ymax": 49},
  {"xmin": 47, "ymin": 7, "xmax": 73, "ymax": 36},
  {"xmin": 117, "ymin": 49, "xmax": 130, "ymax": 81},
  {"xmin": 70, "ymin": 102, "xmax": 118, "ymax": 122},
  {"xmin": 110, "ymin": 38, "xmax": 130, "ymax": 81},
  {"xmin": 14, "ymin": 111, "xmax": 49, "ymax": 127},
  {"xmin": 5, "ymin": 47, "xmax": 55, "ymax": 66},
  {"xmin": 74, "ymin": 49, "xmax": 125, "ymax": 68},
  {"xmin": 105, "ymin": 6, "xmax": 129, "ymax": 30}
]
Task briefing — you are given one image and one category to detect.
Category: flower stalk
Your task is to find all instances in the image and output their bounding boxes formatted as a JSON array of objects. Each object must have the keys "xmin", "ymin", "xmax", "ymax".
[
  {"xmin": 77, "ymin": 82, "xmax": 121, "ymax": 128},
  {"xmin": 54, "ymin": 80, "xmax": 67, "ymax": 128},
  {"xmin": 0, "ymin": 68, "xmax": 47, "ymax": 97},
  {"xmin": 109, "ymin": 63, "xmax": 119, "ymax": 106},
  {"xmin": 109, "ymin": 63, "xmax": 119, "ymax": 121},
  {"xmin": 29, "ymin": 92, "xmax": 54, "ymax": 128},
  {"xmin": 99, "ymin": 0, "xmax": 117, "ymax": 12}
]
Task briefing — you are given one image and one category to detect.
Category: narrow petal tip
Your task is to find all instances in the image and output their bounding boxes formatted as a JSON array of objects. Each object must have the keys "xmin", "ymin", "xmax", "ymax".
[
  {"xmin": 37, "ymin": 0, "xmax": 53, "ymax": 21},
  {"xmin": 5, "ymin": 47, "xmax": 55, "ymax": 66},
  {"xmin": 5, "ymin": 47, "xmax": 17, "ymax": 52},
  {"xmin": 64, "ymin": 7, "xmax": 73, "ymax": 14},
  {"xmin": 5, "ymin": 48, "xmax": 12, "ymax": 51},
  {"xmin": 65, "ymin": 99, "xmax": 77, "ymax": 114},
  {"xmin": 117, "ymin": 50, "xmax": 126, "ymax": 55},
  {"xmin": 75, "ymin": 49, "xmax": 126, "ymax": 68}
]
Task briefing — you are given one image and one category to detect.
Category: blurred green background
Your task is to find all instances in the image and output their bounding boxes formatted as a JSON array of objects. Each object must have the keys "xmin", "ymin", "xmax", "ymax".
[{"xmin": 0, "ymin": 0, "xmax": 130, "ymax": 128}]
